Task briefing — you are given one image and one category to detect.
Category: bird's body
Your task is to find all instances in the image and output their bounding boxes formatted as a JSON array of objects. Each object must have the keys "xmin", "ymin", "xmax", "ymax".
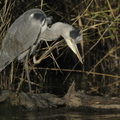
[
  {"xmin": 0, "ymin": 9, "xmax": 47, "ymax": 71},
  {"xmin": 0, "ymin": 8, "xmax": 83, "ymax": 93}
]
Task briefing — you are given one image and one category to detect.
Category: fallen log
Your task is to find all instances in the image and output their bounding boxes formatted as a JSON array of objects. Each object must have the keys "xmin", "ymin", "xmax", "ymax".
[
  {"xmin": 63, "ymin": 81, "xmax": 120, "ymax": 110},
  {"xmin": 0, "ymin": 81, "xmax": 120, "ymax": 111}
]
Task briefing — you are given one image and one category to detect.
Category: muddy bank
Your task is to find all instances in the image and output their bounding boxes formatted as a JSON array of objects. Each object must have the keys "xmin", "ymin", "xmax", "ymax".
[{"xmin": 1, "ymin": 81, "xmax": 120, "ymax": 111}]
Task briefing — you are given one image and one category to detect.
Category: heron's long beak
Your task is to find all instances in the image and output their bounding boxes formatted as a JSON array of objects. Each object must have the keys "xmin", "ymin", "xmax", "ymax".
[{"xmin": 65, "ymin": 39, "xmax": 83, "ymax": 64}]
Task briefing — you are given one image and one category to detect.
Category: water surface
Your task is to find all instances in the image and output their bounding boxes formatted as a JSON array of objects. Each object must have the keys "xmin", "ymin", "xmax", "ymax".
[{"xmin": 1, "ymin": 108, "xmax": 120, "ymax": 120}]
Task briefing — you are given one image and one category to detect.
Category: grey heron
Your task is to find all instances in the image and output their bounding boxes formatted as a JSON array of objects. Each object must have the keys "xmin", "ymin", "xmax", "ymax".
[{"xmin": 0, "ymin": 8, "xmax": 83, "ymax": 93}]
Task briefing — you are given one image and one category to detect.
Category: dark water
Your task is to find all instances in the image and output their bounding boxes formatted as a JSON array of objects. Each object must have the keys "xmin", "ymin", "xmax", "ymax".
[{"xmin": 0, "ymin": 108, "xmax": 120, "ymax": 120}]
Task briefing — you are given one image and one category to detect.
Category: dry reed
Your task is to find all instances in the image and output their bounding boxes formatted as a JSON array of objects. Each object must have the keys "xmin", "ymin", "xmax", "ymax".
[{"xmin": 0, "ymin": 0, "xmax": 120, "ymax": 96}]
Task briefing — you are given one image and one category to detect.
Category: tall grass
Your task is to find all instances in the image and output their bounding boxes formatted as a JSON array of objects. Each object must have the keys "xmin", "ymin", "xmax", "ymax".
[{"xmin": 0, "ymin": 0, "xmax": 120, "ymax": 96}]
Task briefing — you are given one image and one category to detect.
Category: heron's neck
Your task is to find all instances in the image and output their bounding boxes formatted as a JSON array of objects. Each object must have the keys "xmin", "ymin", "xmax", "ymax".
[
  {"xmin": 50, "ymin": 22, "xmax": 73, "ymax": 38},
  {"xmin": 40, "ymin": 22, "xmax": 73, "ymax": 41}
]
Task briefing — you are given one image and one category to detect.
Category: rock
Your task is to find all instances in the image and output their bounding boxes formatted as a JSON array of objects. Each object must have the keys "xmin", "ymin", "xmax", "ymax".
[{"xmin": 0, "ymin": 90, "xmax": 10, "ymax": 102}]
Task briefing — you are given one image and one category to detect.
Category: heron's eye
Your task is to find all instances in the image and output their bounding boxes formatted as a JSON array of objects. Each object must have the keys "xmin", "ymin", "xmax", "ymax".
[{"xmin": 70, "ymin": 38, "xmax": 75, "ymax": 43}]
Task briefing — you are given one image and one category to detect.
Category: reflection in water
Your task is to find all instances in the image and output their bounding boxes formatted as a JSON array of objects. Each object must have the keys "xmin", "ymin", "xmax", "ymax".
[{"xmin": 0, "ymin": 108, "xmax": 120, "ymax": 120}]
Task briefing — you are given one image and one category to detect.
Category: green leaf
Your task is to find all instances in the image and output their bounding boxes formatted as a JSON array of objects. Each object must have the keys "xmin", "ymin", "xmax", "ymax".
[
  {"xmin": 91, "ymin": 14, "xmax": 99, "ymax": 19},
  {"xmin": 108, "ymin": 27, "xmax": 117, "ymax": 30},
  {"xmin": 102, "ymin": 12, "xmax": 114, "ymax": 21}
]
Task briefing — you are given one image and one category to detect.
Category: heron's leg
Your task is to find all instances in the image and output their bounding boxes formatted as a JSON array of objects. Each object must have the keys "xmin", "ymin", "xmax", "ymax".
[{"xmin": 24, "ymin": 54, "xmax": 32, "ymax": 93}]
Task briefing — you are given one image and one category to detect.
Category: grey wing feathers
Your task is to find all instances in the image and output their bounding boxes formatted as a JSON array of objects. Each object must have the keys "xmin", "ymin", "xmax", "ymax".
[{"xmin": 0, "ymin": 9, "xmax": 47, "ymax": 71}]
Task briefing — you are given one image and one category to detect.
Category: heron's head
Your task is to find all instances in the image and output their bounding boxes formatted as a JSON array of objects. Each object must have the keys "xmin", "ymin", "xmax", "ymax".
[
  {"xmin": 57, "ymin": 23, "xmax": 83, "ymax": 63},
  {"xmin": 51, "ymin": 22, "xmax": 83, "ymax": 63},
  {"xmin": 67, "ymin": 29, "xmax": 83, "ymax": 63}
]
